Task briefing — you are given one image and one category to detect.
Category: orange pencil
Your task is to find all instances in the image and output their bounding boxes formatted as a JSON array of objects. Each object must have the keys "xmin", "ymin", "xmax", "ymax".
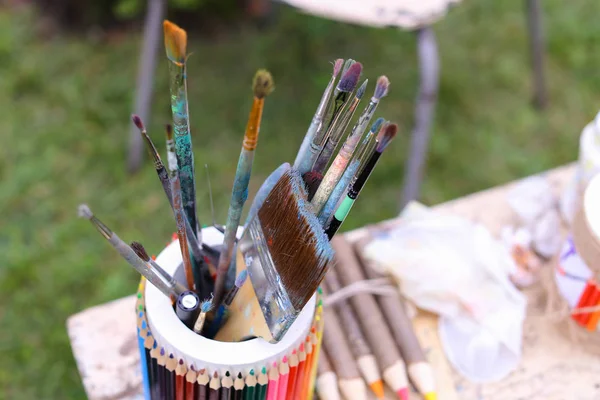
[
  {"xmin": 294, "ymin": 342, "xmax": 308, "ymax": 399},
  {"xmin": 586, "ymin": 295, "xmax": 600, "ymax": 331},
  {"xmin": 301, "ymin": 329, "xmax": 317, "ymax": 400},
  {"xmin": 286, "ymin": 349, "xmax": 300, "ymax": 398}
]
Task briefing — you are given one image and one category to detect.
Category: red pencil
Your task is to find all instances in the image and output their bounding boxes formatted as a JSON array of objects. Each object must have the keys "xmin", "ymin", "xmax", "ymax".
[
  {"xmin": 285, "ymin": 349, "xmax": 300, "ymax": 398},
  {"xmin": 185, "ymin": 366, "xmax": 197, "ymax": 400},
  {"xmin": 574, "ymin": 279, "xmax": 596, "ymax": 324},
  {"xmin": 176, "ymin": 359, "xmax": 187, "ymax": 400},
  {"xmin": 277, "ymin": 356, "xmax": 290, "ymax": 399},
  {"xmin": 581, "ymin": 283, "xmax": 600, "ymax": 325}
]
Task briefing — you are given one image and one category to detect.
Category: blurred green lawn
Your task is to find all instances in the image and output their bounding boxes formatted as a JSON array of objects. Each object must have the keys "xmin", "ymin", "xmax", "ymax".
[{"xmin": 1, "ymin": 1, "xmax": 600, "ymax": 398}]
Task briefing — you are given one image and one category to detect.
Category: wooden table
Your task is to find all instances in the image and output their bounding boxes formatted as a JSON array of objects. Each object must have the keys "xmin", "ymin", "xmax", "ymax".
[{"xmin": 69, "ymin": 164, "xmax": 600, "ymax": 400}]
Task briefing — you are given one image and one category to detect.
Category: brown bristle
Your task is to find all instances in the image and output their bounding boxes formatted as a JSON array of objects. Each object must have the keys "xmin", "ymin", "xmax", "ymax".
[
  {"xmin": 302, "ymin": 171, "xmax": 323, "ymax": 201},
  {"xmin": 130, "ymin": 241, "xmax": 150, "ymax": 261},
  {"xmin": 165, "ymin": 124, "xmax": 173, "ymax": 140},
  {"xmin": 256, "ymin": 170, "xmax": 334, "ymax": 310}
]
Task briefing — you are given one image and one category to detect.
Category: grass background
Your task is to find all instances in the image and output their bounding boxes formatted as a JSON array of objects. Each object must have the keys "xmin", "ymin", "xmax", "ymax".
[{"xmin": 1, "ymin": 1, "xmax": 600, "ymax": 398}]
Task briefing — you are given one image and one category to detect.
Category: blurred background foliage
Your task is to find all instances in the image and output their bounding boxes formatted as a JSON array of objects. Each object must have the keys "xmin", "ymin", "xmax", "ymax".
[{"xmin": 2, "ymin": 0, "xmax": 600, "ymax": 398}]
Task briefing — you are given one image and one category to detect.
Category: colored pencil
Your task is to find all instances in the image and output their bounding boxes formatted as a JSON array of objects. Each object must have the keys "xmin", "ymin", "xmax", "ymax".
[
  {"xmin": 587, "ymin": 294, "xmax": 600, "ymax": 331},
  {"xmin": 221, "ymin": 371, "xmax": 233, "ymax": 400},
  {"xmin": 197, "ymin": 369, "xmax": 210, "ymax": 400},
  {"xmin": 256, "ymin": 367, "xmax": 268, "ymax": 400},
  {"xmin": 176, "ymin": 359, "xmax": 187, "ymax": 400},
  {"xmin": 266, "ymin": 362, "xmax": 279, "ymax": 400},
  {"xmin": 331, "ymin": 236, "xmax": 409, "ymax": 400},
  {"xmin": 316, "ymin": 348, "xmax": 341, "ymax": 400},
  {"xmin": 294, "ymin": 59, "xmax": 344, "ymax": 175},
  {"xmin": 163, "ymin": 21, "xmax": 199, "ymax": 239},
  {"xmin": 307, "ymin": 298, "xmax": 325, "ymax": 397},
  {"xmin": 167, "ymin": 354, "xmax": 177, "ymax": 400},
  {"xmin": 293, "ymin": 343, "xmax": 308, "ymax": 399},
  {"xmin": 300, "ymin": 333, "xmax": 315, "ymax": 400},
  {"xmin": 213, "ymin": 70, "xmax": 274, "ymax": 307},
  {"xmin": 277, "ymin": 356, "xmax": 290, "ymax": 400},
  {"xmin": 321, "ymin": 297, "xmax": 368, "ymax": 400},
  {"xmin": 209, "ymin": 371, "xmax": 221, "ymax": 400},
  {"xmin": 286, "ymin": 350, "xmax": 300, "ymax": 399},
  {"xmin": 324, "ymin": 270, "xmax": 384, "ymax": 399},
  {"xmin": 185, "ymin": 366, "xmax": 197, "ymax": 400},
  {"xmin": 574, "ymin": 279, "xmax": 596, "ymax": 324},
  {"xmin": 143, "ymin": 333, "xmax": 155, "ymax": 399},
  {"xmin": 581, "ymin": 282, "xmax": 600, "ymax": 325},
  {"xmin": 325, "ymin": 123, "xmax": 397, "ymax": 238},
  {"xmin": 233, "ymin": 372, "xmax": 244, "ymax": 400},
  {"xmin": 157, "ymin": 348, "xmax": 168, "ymax": 400},
  {"xmin": 244, "ymin": 369, "xmax": 257, "ymax": 400},
  {"xmin": 358, "ymin": 245, "xmax": 437, "ymax": 400},
  {"xmin": 149, "ymin": 340, "xmax": 160, "ymax": 399}
]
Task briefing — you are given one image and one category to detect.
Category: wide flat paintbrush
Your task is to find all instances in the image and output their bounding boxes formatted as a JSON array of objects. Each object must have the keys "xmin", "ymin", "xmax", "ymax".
[
  {"xmin": 215, "ymin": 169, "xmax": 334, "ymax": 343},
  {"xmin": 213, "ymin": 70, "xmax": 274, "ymax": 307},
  {"xmin": 294, "ymin": 59, "xmax": 344, "ymax": 176}
]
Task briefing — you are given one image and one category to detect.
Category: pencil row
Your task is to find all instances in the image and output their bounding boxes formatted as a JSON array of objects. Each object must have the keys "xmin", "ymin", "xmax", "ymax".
[
  {"xmin": 136, "ymin": 278, "xmax": 325, "ymax": 400},
  {"xmin": 315, "ymin": 236, "xmax": 437, "ymax": 400}
]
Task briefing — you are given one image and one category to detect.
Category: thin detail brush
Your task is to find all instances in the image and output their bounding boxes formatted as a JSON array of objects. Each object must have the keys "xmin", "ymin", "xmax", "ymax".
[
  {"xmin": 207, "ymin": 270, "xmax": 249, "ymax": 337},
  {"xmin": 78, "ymin": 204, "xmax": 173, "ymax": 296},
  {"xmin": 134, "ymin": 117, "xmax": 206, "ymax": 291},
  {"xmin": 312, "ymin": 78, "xmax": 368, "ymax": 176},
  {"xmin": 304, "ymin": 63, "xmax": 363, "ymax": 177},
  {"xmin": 325, "ymin": 123, "xmax": 397, "ymax": 238},
  {"xmin": 294, "ymin": 59, "xmax": 344, "ymax": 175},
  {"xmin": 163, "ymin": 21, "xmax": 200, "ymax": 238},
  {"xmin": 213, "ymin": 70, "xmax": 274, "ymax": 307},
  {"xmin": 312, "ymin": 76, "xmax": 388, "ymax": 210},
  {"xmin": 131, "ymin": 241, "xmax": 187, "ymax": 296},
  {"xmin": 215, "ymin": 169, "xmax": 334, "ymax": 343},
  {"xmin": 318, "ymin": 118, "xmax": 384, "ymax": 226}
]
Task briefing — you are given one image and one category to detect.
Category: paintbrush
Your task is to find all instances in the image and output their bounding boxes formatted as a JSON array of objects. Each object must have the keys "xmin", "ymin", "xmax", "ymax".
[
  {"xmin": 170, "ymin": 152, "xmax": 197, "ymax": 291},
  {"xmin": 294, "ymin": 59, "xmax": 344, "ymax": 176},
  {"xmin": 245, "ymin": 162, "xmax": 291, "ymax": 226},
  {"xmin": 163, "ymin": 20, "xmax": 200, "ymax": 239},
  {"xmin": 77, "ymin": 204, "xmax": 174, "ymax": 297},
  {"xmin": 318, "ymin": 117, "xmax": 384, "ymax": 226},
  {"xmin": 215, "ymin": 169, "xmax": 334, "ymax": 342},
  {"xmin": 325, "ymin": 123, "xmax": 398, "ymax": 238},
  {"xmin": 131, "ymin": 241, "xmax": 187, "ymax": 296},
  {"xmin": 212, "ymin": 70, "xmax": 275, "ymax": 307},
  {"xmin": 311, "ymin": 78, "xmax": 368, "ymax": 176},
  {"xmin": 311, "ymin": 76, "xmax": 389, "ymax": 212},
  {"xmin": 193, "ymin": 298, "xmax": 213, "ymax": 334},
  {"xmin": 132, "ymin": 116, "xmax": 205, "ymax": 265},
  {"xmin": 303, "ymin": 63, "xmax": 363, "ymax": 178}
]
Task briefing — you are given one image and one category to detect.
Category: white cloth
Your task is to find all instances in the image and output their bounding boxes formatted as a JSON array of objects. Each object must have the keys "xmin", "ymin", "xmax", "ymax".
[{"xmin": 363, "ymin": 204, "xmax": 527, "ymax": 382}]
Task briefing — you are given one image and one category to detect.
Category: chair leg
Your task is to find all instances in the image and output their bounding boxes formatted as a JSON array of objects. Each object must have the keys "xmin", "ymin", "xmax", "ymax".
[
  {"xmin": 127, "ymin": 0, "xmax": 165, "ymax": 173},
  {"xmin": 525, "ymin": 0, "xmax": 547, "ymax": 110},
  {"xmin": 400, "ymin": 26, "xmax": 440, "ymax": 210}
]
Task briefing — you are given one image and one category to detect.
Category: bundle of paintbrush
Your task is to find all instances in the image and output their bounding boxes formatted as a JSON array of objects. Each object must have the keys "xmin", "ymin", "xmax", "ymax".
[{"xmin": 79, "ymin": 19, "xmax": 398, "ymax": 345}]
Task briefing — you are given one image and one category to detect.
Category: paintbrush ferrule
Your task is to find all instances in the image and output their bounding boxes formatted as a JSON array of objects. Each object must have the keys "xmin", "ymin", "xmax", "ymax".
[{"xmin": 239, "ymin": 216, "xmax": 299, "ymax": 342}]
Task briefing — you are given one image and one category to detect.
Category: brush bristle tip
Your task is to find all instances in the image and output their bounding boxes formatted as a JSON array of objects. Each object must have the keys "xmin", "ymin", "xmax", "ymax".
[
  {"xmin": 131, "ymin": 241, "xmax": 149, "ymax": 260},
  {"xmin": 333, "ymin": 59, "xmax": 344, "ymax": 77},
  {"xmin": 77, "ymin": 204, "xmax": 93, "ymax": 219},
  {"xmin": 338, "ymin": 62, "xmax": 362, "ymax": 92},
  {"xmin": 163, "ymin": 20, "xmax": 187, "ymax": 63},
  {"xmin": 374, "ymin": 76, "xmax": 390, "ymax": 100},
  {"xmin": 235, "ymin": 270, "xmax": 248, "ymax": 287},
  {"xmin": 132, "ymin": 115, "xmax": 144, "ymax": 130},
  {"xmin": 357, "ymin": 79, "xmax": 368, "ymax": 99},
  {"xmin": 376, "ymin": 123, "xmax": 398, "ymax": 152},
  {"xmin": 253, "ymin": 69, "xmax": 274, "ymax": 99}
]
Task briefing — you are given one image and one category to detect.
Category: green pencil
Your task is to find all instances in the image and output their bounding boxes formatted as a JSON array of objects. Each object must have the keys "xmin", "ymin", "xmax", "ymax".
[
  {"xmin": 256, "ymin": 367, "xmax": 268, "ymax": 400},
  {"xmin": 244, "ymin": 369, "xmax": 257, "ymax": 400}
]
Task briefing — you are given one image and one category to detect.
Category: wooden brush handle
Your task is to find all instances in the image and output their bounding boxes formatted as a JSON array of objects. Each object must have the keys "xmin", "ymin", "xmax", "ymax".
[{"xmin": 214, "ymin": 249, "xmax": 274, "ymax": 342}]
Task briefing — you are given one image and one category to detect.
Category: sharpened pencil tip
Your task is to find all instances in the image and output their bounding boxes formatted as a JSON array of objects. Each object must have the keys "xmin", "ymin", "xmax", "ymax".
[
  {"xmin": 374, "ymin": 76, "xmax": 390, "ymax": 100},
  {"xmin": 163, "ymin": 20, "xmax": 187, "ymax": 64},
  {"xmin": 132, "ymin": 114, "xmax": 144, "ymax": 130},
  {"xmin": 253, "ymin": 69, "xmax": 274, "ymax": 99},
  {"xmin": 369, "ymin": 380, "xmax": 386, "ymax": 399},
  {"xmin": 77, "ymin": 204, "xmax": 93, "ymax": 219}
]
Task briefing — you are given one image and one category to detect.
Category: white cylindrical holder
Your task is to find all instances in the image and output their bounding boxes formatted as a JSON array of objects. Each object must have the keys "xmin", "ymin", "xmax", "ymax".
[{"xmin": 144, "ymin": 227, "xmax": 317, "ymax": 374}]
